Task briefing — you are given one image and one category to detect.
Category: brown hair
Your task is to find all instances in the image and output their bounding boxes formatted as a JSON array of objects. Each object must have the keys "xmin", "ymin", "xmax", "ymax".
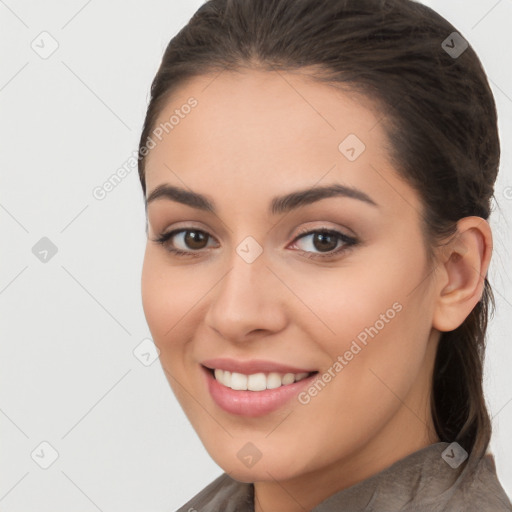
[{"xmin": 138, "ymin": 0, "xmax": 500, "ymax": 474}]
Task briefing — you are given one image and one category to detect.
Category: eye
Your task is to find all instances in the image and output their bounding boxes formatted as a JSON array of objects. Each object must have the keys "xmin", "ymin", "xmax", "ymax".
[
  {"xmin": 152, "ymin": 228, "xmax": 218, "ymax": 257},
  {"xmin": 152, "ymin": 226, "xmax": 359, "ymax": 260},
  {"xmin": 289, "ymin": 228, "xmax": 358, "ymax": 260}
]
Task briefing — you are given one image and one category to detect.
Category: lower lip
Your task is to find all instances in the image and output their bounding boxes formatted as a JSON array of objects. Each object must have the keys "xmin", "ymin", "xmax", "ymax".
[{"xmin": 202, "ymin": 365, "xmax": 318, "ymax": 417}]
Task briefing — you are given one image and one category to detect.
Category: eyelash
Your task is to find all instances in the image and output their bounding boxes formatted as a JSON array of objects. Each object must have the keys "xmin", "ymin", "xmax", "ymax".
[{"xmin": 152, "ymin": 227, "xmax": 359, "ymax": 260}]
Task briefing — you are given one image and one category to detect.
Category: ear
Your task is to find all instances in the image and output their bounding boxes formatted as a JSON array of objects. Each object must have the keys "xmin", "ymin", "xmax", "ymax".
[{"xmin": 432, "ymin": 216, "xmax": 493, "ymax": 332}]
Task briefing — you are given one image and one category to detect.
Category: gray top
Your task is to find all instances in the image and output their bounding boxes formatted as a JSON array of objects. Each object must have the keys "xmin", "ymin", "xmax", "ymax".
[{"xmin": 176, "ymin": 442, "xmax": 512, "ymax": 511}]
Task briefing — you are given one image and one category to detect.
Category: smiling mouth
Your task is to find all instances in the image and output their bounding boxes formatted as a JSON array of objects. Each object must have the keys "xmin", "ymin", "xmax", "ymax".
[{"xmin": 205, "ymin": 366, "xmax": 318, "ymax": 392}]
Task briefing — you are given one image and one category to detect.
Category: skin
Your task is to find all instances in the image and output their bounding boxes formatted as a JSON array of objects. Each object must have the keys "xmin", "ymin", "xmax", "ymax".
[{"xmin": 140, "ymin": 68, "xmax": 492, "ymax": 512}]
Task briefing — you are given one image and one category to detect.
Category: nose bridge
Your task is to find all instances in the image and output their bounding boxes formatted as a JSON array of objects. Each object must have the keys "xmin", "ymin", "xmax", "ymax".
[
  {"xmin": 204, "ymin": 237, "xmax": 285, "ymax": 340},
  {"xmin": 214, "ymin": 240, "xmax": 270, "ymax": 314}
]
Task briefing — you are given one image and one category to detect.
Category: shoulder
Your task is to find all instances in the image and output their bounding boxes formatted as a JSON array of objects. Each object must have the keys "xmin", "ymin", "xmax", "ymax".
[
  {"xmin": 422, "ymin": 453, "xmax": 512, "ymax": 512},
  {"xmin": 175, "ymin": 472, "xmax": 254, "ymax": 512},
  {"xmin": 456, "ymin": 454, "xmax": 512, "ymax": 511}
]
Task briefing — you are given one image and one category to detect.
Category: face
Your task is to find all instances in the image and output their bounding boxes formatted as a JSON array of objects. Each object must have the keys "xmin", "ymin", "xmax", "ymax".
[{"xmin": 141, "ymin": 68, "xmax": 441, "ymax": 485}]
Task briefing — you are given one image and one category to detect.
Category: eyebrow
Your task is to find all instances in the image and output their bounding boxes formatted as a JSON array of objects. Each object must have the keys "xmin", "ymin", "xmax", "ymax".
[{"xmin": 146, "ymin": 182, "xmax": 379, "ymax": 215}]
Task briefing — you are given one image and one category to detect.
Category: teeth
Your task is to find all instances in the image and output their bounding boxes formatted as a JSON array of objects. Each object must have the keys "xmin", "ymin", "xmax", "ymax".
[
  {"xmin": 230, "ymin": 372, "xmax": 247, "ymax": 390},
  {"xmin": 213, "ymin": 369, "xmax": 311, "ymax": 391},
  {"xmin": 247, "ymin": 373, "xmax": 266, "ymax": 391}
]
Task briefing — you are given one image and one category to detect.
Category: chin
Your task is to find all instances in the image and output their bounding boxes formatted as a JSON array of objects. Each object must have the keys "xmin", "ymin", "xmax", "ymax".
[{"xmin": 211, "ymin": 449, "xmax": 309, "ymax": 484}]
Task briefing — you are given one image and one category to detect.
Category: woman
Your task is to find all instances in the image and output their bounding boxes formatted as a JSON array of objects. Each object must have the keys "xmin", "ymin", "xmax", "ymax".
[{"xmin": 137, "ymin": 0, "xmax": 512, "ymax": 510}]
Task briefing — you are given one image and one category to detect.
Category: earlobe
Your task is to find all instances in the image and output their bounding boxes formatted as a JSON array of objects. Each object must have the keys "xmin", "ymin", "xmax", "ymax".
[{"xmin": 432, "ymin": 216, "xmax": 492, "ymax": 332}]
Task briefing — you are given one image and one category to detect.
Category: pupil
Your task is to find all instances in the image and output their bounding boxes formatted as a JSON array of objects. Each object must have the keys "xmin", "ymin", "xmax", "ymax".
[
  {"xmin": 314, "ymin": 233, "xmax": 337, "ymax": 252},
  {"xmin": 185, "ymin": 230, "xmax": 207, "ymax": 249}
]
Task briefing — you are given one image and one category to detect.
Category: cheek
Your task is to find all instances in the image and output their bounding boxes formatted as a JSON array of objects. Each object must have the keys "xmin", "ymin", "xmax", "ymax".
[
  {"xmin": 289, "ymin": 245, "xmax": 429, "ymax": 385},
  {"xmin": 283, "ymin": 262, "xmax": 408, "ymax": 343},
  {"xmin": 141, "ymin": 247, "xmax": 214, "ymax": 354},
  {"xmin": 141, "ymin": 249, "xmax": 202, "ymax": 407},
  {"xmin": 141, "ymin": 248, "xmax": 167, "ymax": 339},
  {"xmin": 346, "ymin": 272, "xmax": 429, "ymax": 387},
  {"xmin": 141, "ymin": 248, "xmax": 190, "ymax": 345}
]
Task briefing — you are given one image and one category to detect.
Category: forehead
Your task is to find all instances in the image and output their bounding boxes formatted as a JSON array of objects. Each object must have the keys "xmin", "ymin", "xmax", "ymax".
[
  {"xmin": 144, "ymin": 68, "xmax": 421, "ymax": 218},
  {"xmin": 147, "ymin": 68, "xmax": 382, "ymax": 165}
]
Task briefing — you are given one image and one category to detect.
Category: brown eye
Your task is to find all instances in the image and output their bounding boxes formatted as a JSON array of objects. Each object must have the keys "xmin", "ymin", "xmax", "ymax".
[
  {"xmin": 182, "ymin": 230, "xmax": 209, "ymax": 250},
  {"xmin": 311, "ymin": 232, "xmax": 339, "ymax": 252},
  {"xmin": 154, "ymin": 228, "xmax": 218, "ymax": 255},
  {"xmin": 291, "ymin": 229, "xmax": 358, "ymax": 260}
]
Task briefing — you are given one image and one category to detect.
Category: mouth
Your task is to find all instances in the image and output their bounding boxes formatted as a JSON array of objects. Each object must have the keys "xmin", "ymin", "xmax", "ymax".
[
  {"xmin": 205, "ymin": 366, "xmax": 317, "ymax": 391},
  {"xmin": 201, "ymin": 364, "xmax": 319, "ymax": 417}
]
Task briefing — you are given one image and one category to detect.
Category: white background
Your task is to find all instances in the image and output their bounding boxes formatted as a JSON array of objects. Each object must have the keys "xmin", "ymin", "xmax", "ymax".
[{"xmin": 0, "ymin": 1, "xmax": 511, "ymax": 510}]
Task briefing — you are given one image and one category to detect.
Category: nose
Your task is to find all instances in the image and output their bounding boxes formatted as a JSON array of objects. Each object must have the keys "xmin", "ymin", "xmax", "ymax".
[{"xmin": 204, "ymin": 244, "xmax": 288, "ymax": 343}]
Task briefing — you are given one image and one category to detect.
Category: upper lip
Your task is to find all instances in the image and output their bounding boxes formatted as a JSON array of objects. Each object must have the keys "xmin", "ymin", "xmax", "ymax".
[{"xmin": 201, "ymin": 357, "xmax": 316, "ymax": 375}]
